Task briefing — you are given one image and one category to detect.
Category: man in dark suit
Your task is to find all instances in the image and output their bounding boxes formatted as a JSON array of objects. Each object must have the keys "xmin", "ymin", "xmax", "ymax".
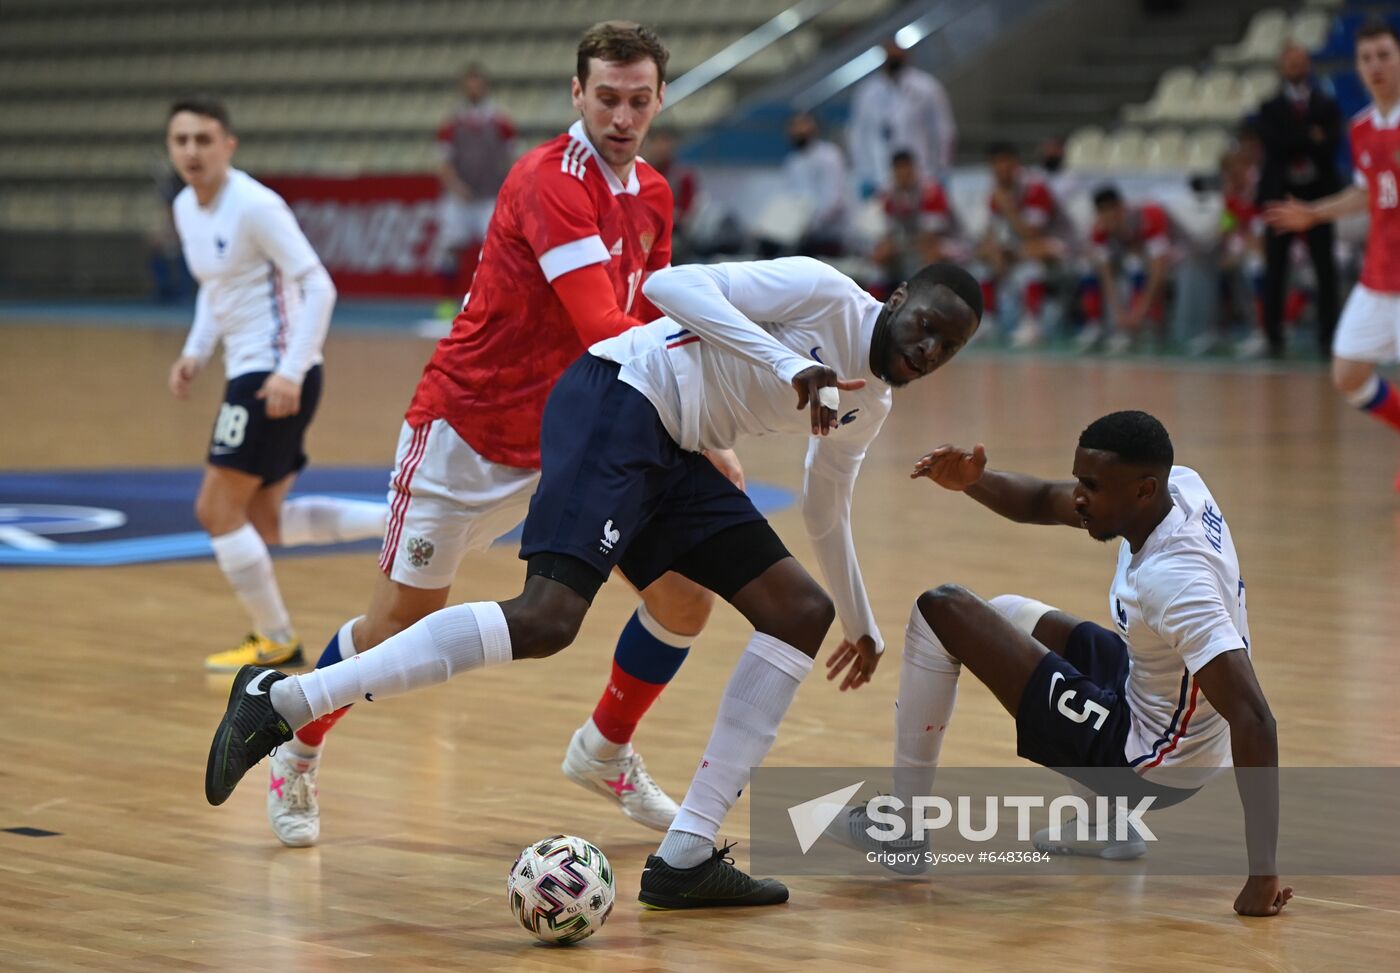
[{"xmin": 1255, "ymin": 42, "xmax": 1343, "ymax": 357}]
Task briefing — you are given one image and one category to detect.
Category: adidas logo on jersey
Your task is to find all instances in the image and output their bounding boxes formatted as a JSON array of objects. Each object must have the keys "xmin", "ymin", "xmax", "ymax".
[
  {"xmin": 561, "ymin": 140, "xmax": 591, "ymax": 181},
  {"xmin": 609, "ymin": 238, "xmax": 623, "ymax": 256}
]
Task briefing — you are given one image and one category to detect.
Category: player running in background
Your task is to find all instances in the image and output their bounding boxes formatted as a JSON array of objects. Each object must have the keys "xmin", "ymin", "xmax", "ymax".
[
  {"xmin": 828, "ymin": 411, "xmax": 1290, "ymax": 918},
  {"xmin": 165, "ymin": 98, "xmax": 386, "ymax": 672},
  {"xmin": 204, "ymin": 255, "xmax": 983, "ymax": 908},
  {"xmin": 254, "ymin": 22, "xmax": 734, "ymax": 848},
  {"xmin": 1267, "ymin": 19, "xmax": 1400, "ymax": 489}
]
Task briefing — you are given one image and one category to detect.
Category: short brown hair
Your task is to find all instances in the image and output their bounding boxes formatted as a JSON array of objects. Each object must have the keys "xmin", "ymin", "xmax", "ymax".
[
  {"xmin": 576, "ymin": 21, "xmax": 669, "ymax": 89},
  {"xmin": 169, "ymin": 96, "xmax": 232, "ymax": 132},
  {"xmin": 1357, "ymin": 17, "xmax": 1400, "ymax": 48}
]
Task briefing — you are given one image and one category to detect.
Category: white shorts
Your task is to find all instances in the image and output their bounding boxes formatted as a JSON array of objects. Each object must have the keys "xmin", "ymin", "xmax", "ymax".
[
  {"xmin": 378, "ymin": 418, "xmax": 539, "ymax": 589},
  {"xmin": 1333, "ymin": 284, "xmax": 1400, "ymax": 363},
  {"xmin": 438, "ymin": 196, "xmax": 495, "ymax": 250}
]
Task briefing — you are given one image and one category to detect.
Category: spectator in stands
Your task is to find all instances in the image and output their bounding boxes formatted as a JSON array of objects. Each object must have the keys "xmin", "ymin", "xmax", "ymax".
[
  {"xmin": 435, "ymin": 65, "xmax": 517, "ymax": 293},
  {"xmin": 974, "ymin": 142, "xmax": 1060, "ymax": 348},
  {"xmin": 872, "ymin": 149, "xmax": 957, "ymax": 292},
  {"xmin": 644, "ymin": 128, "xmax": 699, "ymax": 261},
  {"xmin": 1256, "ymin": 41, "xmax": 1342, "ymax": 358},
  {"xmin": 770, "ymin": 111, "xmax": 850, "ymax": 257},
  {"xmin": 848, "ymin": 38, "xmax": 957, "ymax": 196},
  {"xmin": 1217, "ymin": 148, "xmax": 1268, "ymax": 357},
  {"xmin": 1085, "ymin": 185, "xmax": 1175, "ymax": 354}
]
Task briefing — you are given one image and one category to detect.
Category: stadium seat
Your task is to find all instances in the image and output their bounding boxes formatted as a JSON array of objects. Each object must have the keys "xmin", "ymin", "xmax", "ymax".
[
  {"xmin": 1215, "ymin": 8, "xmax": 1289, "ymax": 65},
  {"xmin": 1238, "ymin": 66, "xmax": 1280, "ymax": 113},
  {"xmin": 1103, "ymin": 129, "xmax": 1148, "ymax": 170},
  {"xmin": 1065, "ymin": 126, "xmax": 1110, "ymax": 170},
  {"xmin": 1143, "ymin": 128, "xmax": 1188, "ymax": 170},
  {"xmin": 1183, "ymin": 128, "xmax": 1230, "ymax": 171},
  {"xmin": 1291, "ymin": 10, "xmax": 1331, "ymax": 53},
  {"xmin": 1124, "ymin": 66, "xmax": 1197, "ymax": 123},
  {"xmin": 1194, "ymin": 68, "xmax": 1243, "ymax": 122}
]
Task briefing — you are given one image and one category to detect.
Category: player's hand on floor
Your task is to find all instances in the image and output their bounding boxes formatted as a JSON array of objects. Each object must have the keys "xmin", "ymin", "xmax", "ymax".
[
  {"xmin": 168, "ymin": 356, "xmax": 202, "ymax": 399},
  {"xmin": 912, "ymin": 443, "xmax": 987, "ymax": 490},
  {"xmin": 257, "ymin": 374, "xmax": 302, "ymax": 419},
  {"xmin": 704, "ymin": 448, "xmax": 746, "ymax": 491},
  {"xmin": 1233, "ymin": 875, "xmax": 1293, "ymax": 917},
  {"xmin": 792, "ymin": 365, "xmax": 865, "ymax": 436},
  {"xmin": 825, "ymin": 635, "xmax": 880, "ymax": 691}
]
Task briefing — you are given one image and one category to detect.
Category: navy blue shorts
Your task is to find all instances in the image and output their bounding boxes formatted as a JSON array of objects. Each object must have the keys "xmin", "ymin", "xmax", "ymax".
[
  {"xmin": 1017, "ymin": 620, "xmax": 1200, "ymax": 806},
  {"xmin": 1016, "ymin": 621, "xmax": 1134, "ymax": 770},
  {"xmin": 207, "ymin": 365, "xmax": 322, "ymax": 485},
  {"xmin": 519, "ymin": 355, "xmax": 767, "ymax": 592}
]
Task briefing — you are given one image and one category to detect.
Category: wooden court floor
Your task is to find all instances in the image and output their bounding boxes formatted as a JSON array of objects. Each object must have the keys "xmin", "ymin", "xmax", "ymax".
[{"xmin": 2, "ymin": 323, "xmax": 1398, "ymax": 972}]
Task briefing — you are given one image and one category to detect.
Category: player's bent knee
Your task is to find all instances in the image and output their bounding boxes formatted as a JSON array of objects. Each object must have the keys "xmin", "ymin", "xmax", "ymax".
[
  {"xmin": 641, "ymin": 575, "xmax": 715, "ymax": 636},
  {"xmin": 510, "ymin": 612, "xmax": 582, "ymax": 659},
  {"xmin": 770, "ymin": 584, "xmax": 834, "ymax": 654},
  {"xmin": 916, "ymin": 583, "xmax": 974, "ymax": 627}
]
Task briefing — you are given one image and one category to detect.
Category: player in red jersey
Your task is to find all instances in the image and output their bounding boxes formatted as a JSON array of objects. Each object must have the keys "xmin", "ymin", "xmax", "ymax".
[
  {"xmin": 873, "ymin": 149, "xmax": 958, "ymax": 293},
  {"xmin": 258, "ymin": 22, "xmax": 732, "ymax": 847},
  {"xmin": 1086, "ymin": 186, "xmax": 1176, "ymax": 354},
  {"xmin": 1268, "ymin": 20, "xmax": 1400, "ymax": 488},
  {"xmin": 973, "ymin": 143, "xmax": 1061, "ymax": 349}
]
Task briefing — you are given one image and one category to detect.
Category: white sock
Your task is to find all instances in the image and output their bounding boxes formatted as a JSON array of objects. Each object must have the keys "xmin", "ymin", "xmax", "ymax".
[
  {"xmin": 272, "ymin": 601, "xmax": 511, "ymax": 727},
  {"xmin": 663, "ymin": 633, "xmax": 813, "ymax": 867},
  {"xmin": 283, "ymin": 735, "xmax": 321, "ymax": 769},
  {"xmin": 280, "ymin": 496, "xmax": 388, "ymax": 546},
  {"xmin": 210, "ymin": 524, "xmax": 293, "ymax": 644},
  {"xmin": 579, "ymin": 716, "xmax": 630, "ymax": 761},
  {"xmin": 893, "ymin": 602, "xmax": 961, "ymax": 807}
]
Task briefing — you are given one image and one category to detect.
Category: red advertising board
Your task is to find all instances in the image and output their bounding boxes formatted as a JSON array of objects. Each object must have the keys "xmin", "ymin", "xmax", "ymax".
[{"xmin": 263, "ymin": 174, "xmax": 445, "ymax": 298}]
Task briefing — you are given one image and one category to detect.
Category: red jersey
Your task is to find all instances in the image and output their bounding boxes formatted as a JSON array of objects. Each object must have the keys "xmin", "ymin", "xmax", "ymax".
[
  {"xmin": 883, "ymin": 180, "xmax": 952, "ymax": 238},
  {"xmin": 435, "ymin": 101, "xmax": 517, "ymax": 196},
  {"xmin": 1350, "ymin": 105, "xmax": 1400, "ymax": 293},
  {"xmin": 1091, "ymin": 202, "xmax": 1172, "ymax": 265},
  {"xmin": 407, "ymin": 120, "xmax": 673, "ymax": 468},
  {"xmin": 987, "ymin": 178, "xmax": 1054, "ymax": 246}
]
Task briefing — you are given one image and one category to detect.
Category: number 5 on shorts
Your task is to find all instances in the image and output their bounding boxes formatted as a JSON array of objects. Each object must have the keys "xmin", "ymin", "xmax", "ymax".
[{"xmin": 1058, "ymin": 689, "xmax": 1109, "ymax": 731}]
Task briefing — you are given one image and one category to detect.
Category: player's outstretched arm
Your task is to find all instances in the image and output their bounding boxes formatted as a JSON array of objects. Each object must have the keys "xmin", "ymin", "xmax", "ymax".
[
  {"xmin": 1263, "ymin": 185, "xmax": 1368, "ymax": 233},
  {"xmin": 1194, "ymin": 649, "xmax": 1291, "ymax": 917},
  {"xmin": 911, "ymin": 443, "xmax": 1080, "ymax": 527}
]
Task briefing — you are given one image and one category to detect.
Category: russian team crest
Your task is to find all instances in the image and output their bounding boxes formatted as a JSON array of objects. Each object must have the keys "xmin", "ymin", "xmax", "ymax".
[{"xmin": 406, "ymin": 536, "xmax": 436, "ymax": 568}]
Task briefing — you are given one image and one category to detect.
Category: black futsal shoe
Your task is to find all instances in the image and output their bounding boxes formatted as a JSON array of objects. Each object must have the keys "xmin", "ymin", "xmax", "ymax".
[
  {"xmin": 638, "ymin": 843, "xmax": 790, "ymax": 909},
  {"xmin": 204, "ymin": 665, "xmax": 294, "ymax": 806}
]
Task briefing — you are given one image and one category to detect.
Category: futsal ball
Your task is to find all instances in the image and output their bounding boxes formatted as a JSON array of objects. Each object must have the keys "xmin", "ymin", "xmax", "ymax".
[{"xmin": 507, "ymin": 834, "xmax": 615, "ymax": 945}]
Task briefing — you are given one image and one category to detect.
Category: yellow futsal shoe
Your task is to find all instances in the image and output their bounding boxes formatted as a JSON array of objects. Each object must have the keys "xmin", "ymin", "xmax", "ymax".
[{"xmin": 204, "ymin": 632, "xmax": 305, "ymax": 672}]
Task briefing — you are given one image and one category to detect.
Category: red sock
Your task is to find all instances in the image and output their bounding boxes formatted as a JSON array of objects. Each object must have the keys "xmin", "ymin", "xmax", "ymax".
[
  {"xmin": 295, "ymin": 705, "xmax": 352, "ymax": 747},
  {"xmin": 590, "ymin": 664, "xmax": 668, "ymax": 745},
  {"xmin": 980, "ymin": 280, "xmax": 998, "ymax": 315},
  {"xmin": 1363, "ymin": 379, "xmax": 1400, "ymax": 435},
  {"xmin": 1023, "ymin": 280, "xmax": 1046, "ymax": 318}
]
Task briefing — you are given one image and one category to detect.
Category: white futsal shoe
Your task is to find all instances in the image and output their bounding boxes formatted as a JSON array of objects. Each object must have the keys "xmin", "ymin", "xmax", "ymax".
[
  {"xmin": 561, "ymin": 727, "xmax": 678, "ymax": 832},
  {"xmin": 1033, "ymin": 815, "xmax": 1146, "ymax": 860},
  {"xmin": 267, "ymin": 750, "xmax": 320, "ymax": 848}
]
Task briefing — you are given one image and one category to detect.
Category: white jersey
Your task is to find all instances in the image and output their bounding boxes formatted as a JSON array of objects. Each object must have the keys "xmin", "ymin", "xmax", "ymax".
[
  {"xmin": 1110, "ymin": 466, "xmax": 1250, "ymax": 779},
  {"xmin": 174, "ymin": 168, "xmax": 334, "ymax": 381},
  {"xmin": 591, "ymin": 257, "xmax": 894, "ymax": 651}
]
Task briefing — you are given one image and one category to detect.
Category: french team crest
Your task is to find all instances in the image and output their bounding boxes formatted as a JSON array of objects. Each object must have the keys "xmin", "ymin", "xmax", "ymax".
[{"xmin": 406, "ymin": 536, "xmax": 435, "ymax": 568}]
